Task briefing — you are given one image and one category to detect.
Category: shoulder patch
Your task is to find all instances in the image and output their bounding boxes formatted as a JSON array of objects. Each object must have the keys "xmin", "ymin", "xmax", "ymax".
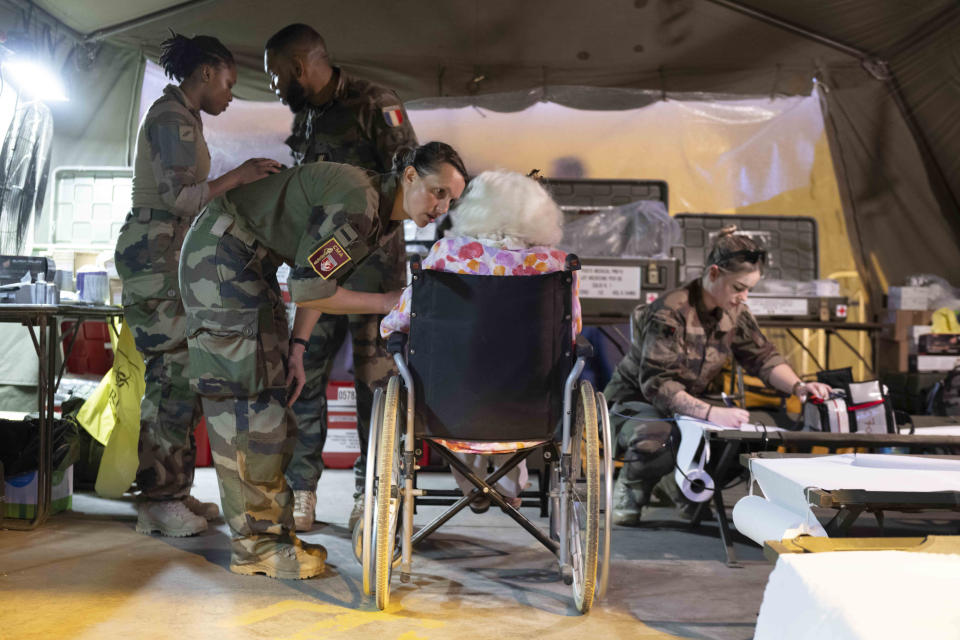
[
  {"xmin": 179, "ymin": 125, "xmax": 195, "ymax": 142},
  {"xmin": 308, "ymin": 237, "xmax": 352, "ymax": 280},
  {"xmin": 382, "ymin": 106, "xmax": 404, "ymax": 127}
]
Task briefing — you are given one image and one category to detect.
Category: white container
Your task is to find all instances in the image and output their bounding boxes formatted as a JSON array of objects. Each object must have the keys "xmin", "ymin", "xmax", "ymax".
[
  {"xmin": 888, "ymin": 286, "xmax": 933, "ymax": 310},
  {"xmin": 76, "ymin": 266, "xmax": 109, "ymax": 304}
]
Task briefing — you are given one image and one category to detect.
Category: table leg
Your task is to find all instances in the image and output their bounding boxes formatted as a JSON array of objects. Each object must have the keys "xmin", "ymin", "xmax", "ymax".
[
  {"xmin": 711, "ymin": 441, "xmax": 741, "ymax": 567},
  {"xmin": 3, "ymin": 318, "xmax": 54, "ymax": 531}
]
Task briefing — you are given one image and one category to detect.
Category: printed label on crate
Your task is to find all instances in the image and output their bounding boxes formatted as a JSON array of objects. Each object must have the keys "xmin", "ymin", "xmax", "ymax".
[
  {"xmin": 578, "ymin": 265, "xmax": 641, "ymax": 300},
  {"xmin": 747, "ymin": 297, "xmax": 808, "ymax": 317},
  {"xmin": 327, "ymin": 383, "xmax": 357, "ymax": 408},
  {"xmin": 329, "ymin": 413, "xmax": 356, "ymax": 423},
  {"xmin": 324, "ymin": 427, "xmax": 361, "ymax": 453}
]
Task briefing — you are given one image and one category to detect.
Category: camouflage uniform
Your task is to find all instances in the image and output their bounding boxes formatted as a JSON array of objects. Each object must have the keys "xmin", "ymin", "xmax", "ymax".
[
  {"xmin": 178, "ymin": 162, "xmax": 400, "ymax": 559},
  {"xmin": 284, "ymin": 67, "xmax": 417, "ymax": 493},
  {"xmin": 115, "ymin": 85, "xmax": 209, "ymax": 501},
  {"xmin": 604, "ymin": 279, "xmax": 785, "ymax": 512}
]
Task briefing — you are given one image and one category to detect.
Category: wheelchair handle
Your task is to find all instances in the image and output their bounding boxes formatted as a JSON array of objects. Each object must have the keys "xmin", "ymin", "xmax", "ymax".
[{"xmin": 387, "ymin": 331, "xmax": 408, "ymax": 355}]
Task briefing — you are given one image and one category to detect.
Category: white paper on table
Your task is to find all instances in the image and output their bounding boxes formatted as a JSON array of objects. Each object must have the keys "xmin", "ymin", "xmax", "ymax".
[
  {"xmin": 673, "ymin": 416, "xmax": 786, "ymax": 495},
  {"xmin": 732, "ymin": 495, "xmax": 827, "ymax": 546},
  {"xmin": 750, "ymin": 453, "xmax": 960, "ymax": 517},
  {"xmin": 910, "ymin": 426, "xmax": 960, "ymax": 436}
]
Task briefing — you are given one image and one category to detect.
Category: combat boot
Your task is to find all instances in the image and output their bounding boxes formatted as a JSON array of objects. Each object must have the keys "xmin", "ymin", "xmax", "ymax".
[
  {"xmin": 183, "ymin": 495, "xmax": 220, "ymax": 521},
  {"xmin": 230, "ymin": 535, "xmax": 327, "ymax": 580},
  {"xmin": 611, "ymin": 475, "xmax": 653, "ymax": 527},
  {"xmin": 348, "ymin": 491, "xmax": 365, "ymax": 531},
  {"xmin": 136, "ymin": 500, "xmax": 208, "ymax": 537},
  {"xmin": 293, "ymin": 490, "xmax": 317, "ymax": 532}
]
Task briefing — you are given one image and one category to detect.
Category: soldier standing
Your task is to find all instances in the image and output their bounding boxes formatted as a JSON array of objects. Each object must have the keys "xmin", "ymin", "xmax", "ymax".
[
  {"xmin": 263, "ymin": 23, "xmax": 419, "ymax": 531},
  {"xmin": 179, "ymin": 143, "xmax": 467, "ymax": 578},
  {"xmin": 116, "ymin": 32, "xmax": 280, "ymax": 537},
  {"xmin": 604, "ymin": 227, "xmax": 832, "ymax": 526}
]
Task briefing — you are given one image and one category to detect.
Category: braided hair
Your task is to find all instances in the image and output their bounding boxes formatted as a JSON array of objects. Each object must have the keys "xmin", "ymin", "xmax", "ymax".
[{"xmin": 158, "ymin": 32, "xmax": 235, "ymax": 82}]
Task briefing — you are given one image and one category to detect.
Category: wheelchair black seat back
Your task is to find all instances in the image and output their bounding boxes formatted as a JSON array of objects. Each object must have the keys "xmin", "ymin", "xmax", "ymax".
[
  {"xmin": 365, "ymin": 254, "xmax": 613, "ymax": 615},
  {"xmin": 407, "ymin": 267, "xmax": 574, "ymax": 442}
]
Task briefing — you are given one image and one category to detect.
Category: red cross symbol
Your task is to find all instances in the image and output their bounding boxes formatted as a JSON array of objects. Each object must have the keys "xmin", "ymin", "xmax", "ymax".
[{"xmin": 835, "ymin": 304, "xmax": 848, "ymax": 318}]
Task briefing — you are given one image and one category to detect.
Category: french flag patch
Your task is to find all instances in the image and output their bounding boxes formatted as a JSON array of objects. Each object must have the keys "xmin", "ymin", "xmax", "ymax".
[{"xmin": 382, "ymin": 106, "xmax": 404, "ymax": 127}]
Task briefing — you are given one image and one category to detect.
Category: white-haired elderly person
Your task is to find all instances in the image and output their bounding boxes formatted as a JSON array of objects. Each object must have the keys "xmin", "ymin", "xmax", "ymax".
[{"xmin": 380, "ymin": 169, "xmax": 582, "ymax": 512}]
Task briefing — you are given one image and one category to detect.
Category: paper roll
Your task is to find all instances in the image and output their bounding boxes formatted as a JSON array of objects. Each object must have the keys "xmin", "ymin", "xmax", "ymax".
[{"xmin": 732, "ymin": 495, "xmax": 827, "ymax": 547}]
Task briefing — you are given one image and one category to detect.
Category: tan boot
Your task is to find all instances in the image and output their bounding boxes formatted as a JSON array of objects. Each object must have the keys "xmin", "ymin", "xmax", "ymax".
[
  {"xmin": 230, "ymin": 535, "xmax": 327, "ymax": 580},
  {"xmin": 136, "ymin": 500, "xmax": 208, "ymax": 537}
]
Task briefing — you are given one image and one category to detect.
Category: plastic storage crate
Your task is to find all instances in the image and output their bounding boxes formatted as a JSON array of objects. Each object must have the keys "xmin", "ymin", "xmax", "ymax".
[
  {"xmin": 544, "ymin": 178, "xmax": 669, "ymax": 210},
  {"xmin": 672, "ymin": 213, "xmax": 818, "ymax": 282},
  {"xmin": 44, "ymin": 166, "xmax": 132, "ymax": 249}
]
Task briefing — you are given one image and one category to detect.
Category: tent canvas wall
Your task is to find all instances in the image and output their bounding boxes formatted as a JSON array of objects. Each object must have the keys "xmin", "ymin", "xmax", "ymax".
[{"xmin": 2, "ymin": 0, "xmax": 958, "ymax": 311}]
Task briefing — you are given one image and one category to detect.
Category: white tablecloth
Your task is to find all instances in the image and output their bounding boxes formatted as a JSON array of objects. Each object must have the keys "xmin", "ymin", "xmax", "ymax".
[
  {"xmin": 733, "ymin": 454, "xmax": 960, "ymax": 546},
  {"xmin": 755, "ymin": 551, "xmax": 960, "ymax": 640}
]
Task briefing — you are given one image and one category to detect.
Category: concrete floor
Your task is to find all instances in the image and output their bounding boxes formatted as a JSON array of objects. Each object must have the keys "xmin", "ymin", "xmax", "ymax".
[{"xmin": 1, "ymin": 468, "xmax": 774, "ymax": 640}]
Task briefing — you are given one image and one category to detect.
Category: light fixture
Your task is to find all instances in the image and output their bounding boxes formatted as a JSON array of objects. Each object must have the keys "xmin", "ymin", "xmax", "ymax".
[{"xmin": 3, "ymin": 57, "xmax": 68, "ymax": 102}]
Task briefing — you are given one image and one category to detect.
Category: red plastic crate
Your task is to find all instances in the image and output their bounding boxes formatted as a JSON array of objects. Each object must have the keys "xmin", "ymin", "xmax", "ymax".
[
  {"xmin": 322, "ymin": 382, "xmax": 360, "ymax": 469},
  {"xmin": 60, "ymin": 321, "xmax": 114, "ymax": 375}
]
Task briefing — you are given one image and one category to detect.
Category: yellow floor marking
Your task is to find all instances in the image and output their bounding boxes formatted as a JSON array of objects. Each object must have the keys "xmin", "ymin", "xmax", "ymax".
[{"xmin": 218, "ymin": 599, "xmax": 445, "ymax": 640}]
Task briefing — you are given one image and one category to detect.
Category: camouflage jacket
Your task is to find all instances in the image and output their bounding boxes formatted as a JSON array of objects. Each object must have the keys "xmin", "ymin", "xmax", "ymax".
[
  {"xmin": 202, "ymin": 162, "xmax": 401, "ymax": 303},
  {"xmin": 604, "ymin": 279, "xmax": 786, "ymax": 415},
  {"xmin": 132, "ymin": 84, "xmax": 211, "ymax": 218},
  {"xmin": 286, "ymin": 67, "xmax": 418, "ymax": 170}
]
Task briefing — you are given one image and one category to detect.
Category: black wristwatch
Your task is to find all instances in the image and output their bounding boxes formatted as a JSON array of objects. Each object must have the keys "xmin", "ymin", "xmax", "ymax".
[{"xmin": 290, "ymin": 337, "xmax": 310, "ymax": 352}]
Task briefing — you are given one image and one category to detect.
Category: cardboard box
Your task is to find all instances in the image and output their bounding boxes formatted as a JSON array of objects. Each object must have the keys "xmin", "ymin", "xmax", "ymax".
[
  {"xmin": 3, "ymin": 466, "xmax": 73, "ymax": 519},
  {"xmin": 910, "ymin": 354, "xmax": 960, "ymax": 373},
  {"xmin": 882, "ymin": 310, "xmax": 935, "ymax": 341},
  {"xmin": 878, "ymin": 338, "xmax": 909, "ymax": 373},
  {"xmin": 888, "ymin": 286, "xmax": 933, "ymax": 310}
]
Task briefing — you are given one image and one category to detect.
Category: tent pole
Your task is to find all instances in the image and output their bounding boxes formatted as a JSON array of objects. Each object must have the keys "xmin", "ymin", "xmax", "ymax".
[
  {"xmin": 83, "ymin": 0, "xmax": 218, "ymax": 43},
  {"xmin": 704, "ymin": 0, "xmax": 869, "ymax": 59},
  {"xmin": 707, "ymin": 0, "xmax": 960, "ymax": 234}
]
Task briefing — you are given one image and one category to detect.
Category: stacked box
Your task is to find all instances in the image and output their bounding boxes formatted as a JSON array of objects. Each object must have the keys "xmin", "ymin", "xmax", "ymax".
[
  {"xmin": 887, "ymin": 286, "xmax": 934, "ymax": 310},
  {"xmin": 879, "ymin": 310, "xmax": 935, "ymax": 372},
  {"xmin": 3, "ymin": 466, "xmax": 73, "ymax": 519}
]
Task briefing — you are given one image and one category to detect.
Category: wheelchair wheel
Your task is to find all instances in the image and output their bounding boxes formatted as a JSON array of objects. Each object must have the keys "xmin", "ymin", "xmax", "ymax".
[
  {"xmin": 374, "ymin": 376, "xmax": 403, "ymax": 610},
  {"xmin": 568, "ymin": 380, "xmax": 600, "ymax": 614},
  {"xmin": 359, "ymin": 387, "xmax": 384, "ymax": 596},
  {"xmin": 595, "ymin": 391, "xmax": 614, "ymax": 601}
]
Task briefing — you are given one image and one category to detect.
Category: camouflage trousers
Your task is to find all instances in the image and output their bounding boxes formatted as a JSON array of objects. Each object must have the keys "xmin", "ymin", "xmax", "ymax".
[
  {"xmin": 202, "ymin": 390, "xmax": 297, "ymax": 560},
  {"xmin": 115, "ymin": 208, "xmax": 203, "ymax": 501},
  {"xmin": 288, "ymin": 312, "xmax": 396, "ymax": 491},
  {"xmin": 609, "ymin": 400, "xmax": 678, "ymax": 484},
  {"xmin": 180, "ymin": 209, "xmax": 297, "ymax": 550}
]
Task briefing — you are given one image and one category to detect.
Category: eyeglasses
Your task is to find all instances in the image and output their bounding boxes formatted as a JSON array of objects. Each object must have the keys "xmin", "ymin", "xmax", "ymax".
[{"xmin": 716, "ymin": 249, "xmax": 767, "ymax": 266}]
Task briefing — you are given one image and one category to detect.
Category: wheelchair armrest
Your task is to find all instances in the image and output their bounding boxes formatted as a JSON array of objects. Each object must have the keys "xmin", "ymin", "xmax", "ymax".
[
  {"xmin": 575, "ymin": 334, "xmax": 594, "ymax": 359},
  {"xmin": 387, "ymin": 331, "xmax": 408, "ymax": 355}
]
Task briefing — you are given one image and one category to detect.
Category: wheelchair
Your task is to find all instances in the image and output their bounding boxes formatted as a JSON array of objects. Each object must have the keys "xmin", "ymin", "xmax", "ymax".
[{"xmin": 356, "ymin": 254, "xmax": 613, "ymax": 614}]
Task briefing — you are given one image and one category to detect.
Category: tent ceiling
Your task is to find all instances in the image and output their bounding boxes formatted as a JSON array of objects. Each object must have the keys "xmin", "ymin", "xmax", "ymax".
[
  {"xmin": 27, "ymin": 0, "xmax": 867, "ymax": 102},
  {"xmin": 6, "ymin": 0, "xmax": 960, "ymax": 285}
]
